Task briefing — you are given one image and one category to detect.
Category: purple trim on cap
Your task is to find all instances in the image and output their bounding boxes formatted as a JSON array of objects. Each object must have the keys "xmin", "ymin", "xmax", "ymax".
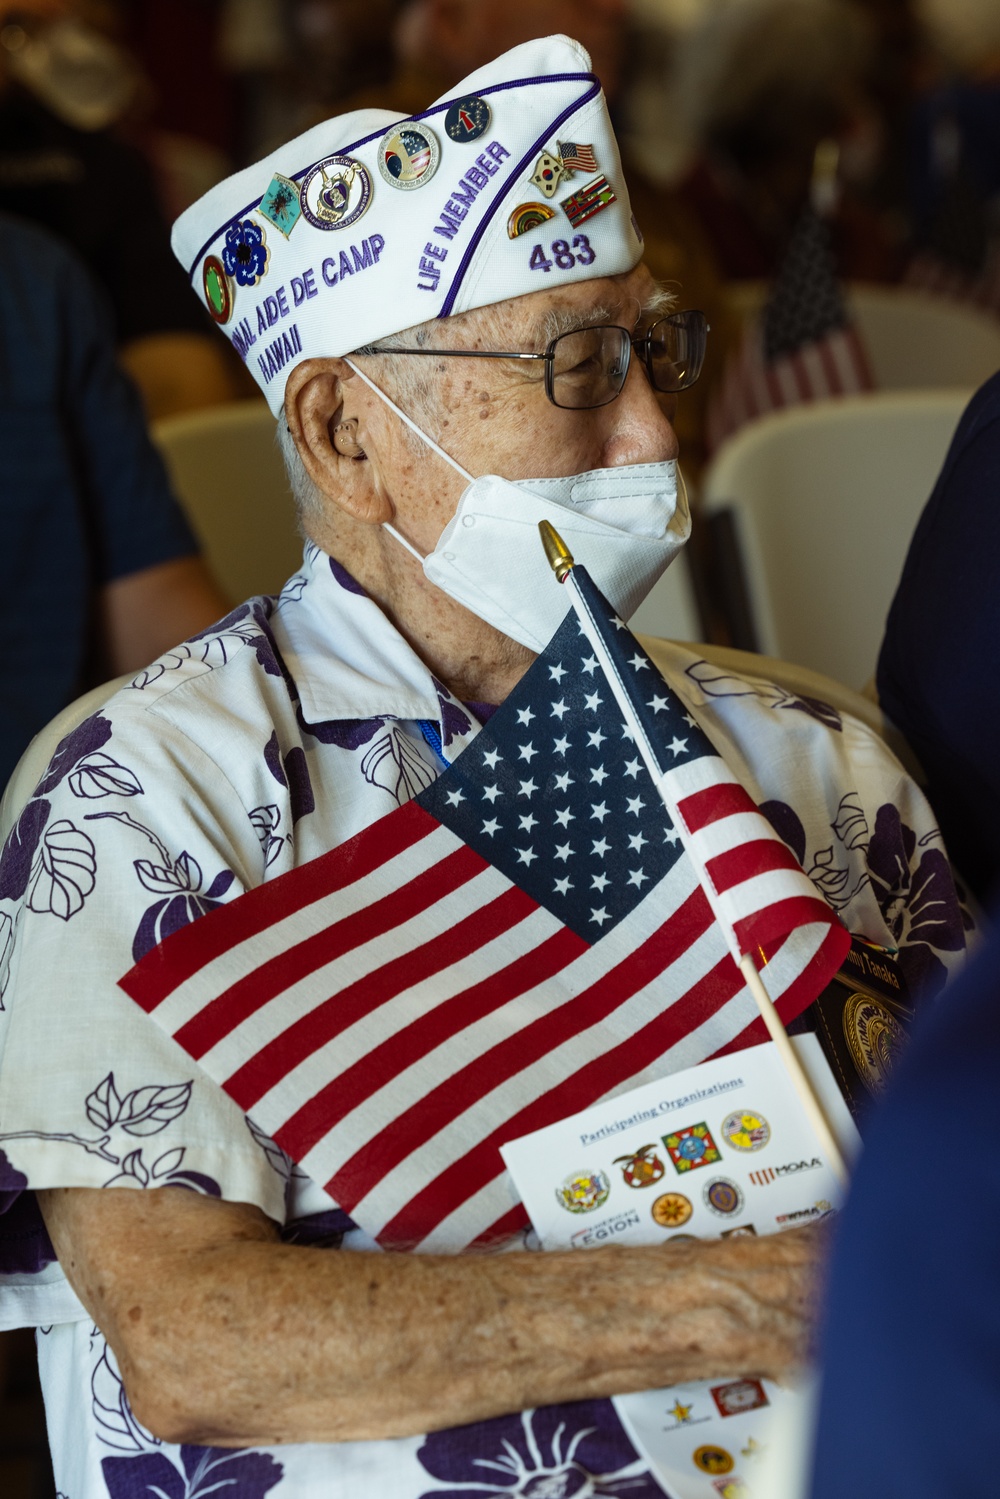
[
  {"xmin": 186, "ymin": 72, "xmax": 597, "ymax": 283},
  {"xmin": 438, "ymin": 78, "xmax": 601, "ymax": 317}
]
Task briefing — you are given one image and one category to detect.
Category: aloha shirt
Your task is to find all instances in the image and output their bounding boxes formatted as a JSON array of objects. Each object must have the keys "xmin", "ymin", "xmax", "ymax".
[{"xmin": 0, "ymin": 543, "xmax": 972, "ymax": 1499}]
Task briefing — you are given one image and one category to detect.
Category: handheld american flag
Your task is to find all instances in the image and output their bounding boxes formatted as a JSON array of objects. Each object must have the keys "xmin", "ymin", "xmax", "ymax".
[
  {"xmin": 542, "ymin": 524, "xmax": 850, "ymax": 1178},
  {"xmin": 120, "ymin": 591, "xmax": 849, "ymax": 1252}
]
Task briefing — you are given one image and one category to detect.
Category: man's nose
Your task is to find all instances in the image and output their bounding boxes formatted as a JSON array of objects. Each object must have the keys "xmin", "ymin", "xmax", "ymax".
[{"xmin": 599, "ymin": 355, "xmax": 680, "ymax": 468}]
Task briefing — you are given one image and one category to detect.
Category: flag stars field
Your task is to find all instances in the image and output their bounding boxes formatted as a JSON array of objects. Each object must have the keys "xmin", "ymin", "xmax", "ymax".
[{"xmin": 421, "ymin": 610, "xmax": 689, "ymax": 940}]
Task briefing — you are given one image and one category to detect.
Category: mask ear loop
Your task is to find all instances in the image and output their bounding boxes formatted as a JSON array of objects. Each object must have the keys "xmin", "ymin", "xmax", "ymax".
[{"xmin": 345, "ymin": 358, "xmax": 475, "ymax": 563}]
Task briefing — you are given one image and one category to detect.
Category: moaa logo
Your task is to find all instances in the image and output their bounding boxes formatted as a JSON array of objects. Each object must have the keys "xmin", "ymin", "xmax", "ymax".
[{"xmin": 749, "ymin": 1158, "xmax": 822, "ymax": 1187}]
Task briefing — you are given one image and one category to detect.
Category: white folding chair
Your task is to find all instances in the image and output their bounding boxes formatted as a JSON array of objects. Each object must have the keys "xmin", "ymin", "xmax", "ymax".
[
  {"xmin": 152, "ymin": 400, "xmax": 303, "ymax": 603},
  {"xmin": 701, "ymin": 389, "xmax": 971, "ymax": 687},
  {"xmin": 628, "ymin": 549, "xmax": 703, "ymax": 641},
  {"xmin": 847, "ymin": 284, "xmax": 1000, "ymax": 391}
]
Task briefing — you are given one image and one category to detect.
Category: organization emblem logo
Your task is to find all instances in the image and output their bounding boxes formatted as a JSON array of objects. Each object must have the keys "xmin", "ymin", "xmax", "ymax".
[
  {"xmin": 775, "ymin": 1199, "xmax": 833, "ymax": 1226},
  {"xmin": 555, "ymin": 1169, "xmax": 610, "ymax": 1214},
  {"xmin": 843, "ymin": 991, "xmax": 905, "ymax": 1097},
  {"xmin": 651, "ymin": 1191, "xmax": 693, "ymax": 1229},
  {"xmin": 703, "ymin": 1177, "xmax": 744, "ymax": 1217},
  {"xmin": 257, "ymin": 172, "xmax": 302, "ymax": 237},
  {"xmin": 220, "ymin": 219, "xmax": 269, "ymax": 288},
  {"xmin": 613, "ymin": 1143, "xmax": 665, "ymax": 1188},
  {"xmin": 693, "ymin": 1446, "xmax": 734, "ymax": 1476},
  {"xmin": 561, "ymin": 173, "xmax": 617, "ymax": 228},
  {"xmin": 300, "ymin": 156, "xmax": 373, "ymax": 230},
  {"xmin": 378, "ymin": 123, "xmax": 440, "ymax": 190},
  {"xmin": 721, "ymin": 1224, "xmax": 756, "ymax": 1238},
  {"xmin": 711, "ymin": 1379, "xmax": 769, "ymax": 1418},
  {"xmin": 507, "ymin": 201, "xmax": 556, "ymax": 238},
  {"xmin": 445, "ymin": 94, "xmax": 492, "ymax": 143},
  {"xmin": 712, "ymin": 1478, "xmax": 750, "ymax": 1499},
  {"xmin": 202, "ymin": 254, "xmax": 233, "ymax": 324},
  {"xmin": 664, "ymin": 1122, "xmax": 721, "ymax": 1174},
  {"xmin": 720, "ymin": 1109, "xmax": 771, "ymax": 1152},
  {"xmin": 749, "ymin": 1168, "xmax": 775, "ymax": 1186}
]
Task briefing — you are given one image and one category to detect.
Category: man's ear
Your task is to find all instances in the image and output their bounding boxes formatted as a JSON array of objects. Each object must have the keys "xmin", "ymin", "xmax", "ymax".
[{"xmin": 283, "ymin": 358, "xmax": 393, "ymax": 526}]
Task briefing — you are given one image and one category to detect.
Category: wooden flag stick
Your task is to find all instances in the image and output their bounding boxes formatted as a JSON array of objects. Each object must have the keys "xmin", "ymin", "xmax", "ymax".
[{"xmin": 739, "ymin": 954, "xmax": 849, "ymax": 1188}]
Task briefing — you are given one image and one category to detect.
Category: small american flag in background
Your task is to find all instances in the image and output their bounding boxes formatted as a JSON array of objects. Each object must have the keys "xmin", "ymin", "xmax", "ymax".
[
  {"xmin": 121, "ymin": 599, "xmax": 846, "ymax": 1254},
  {"xmin": 558, "ymin": 140, "xmax": 599, "ymax": 174},
  {"xmin": 706, "ymin": 208, "xmax": 874, "ymax": 454}
]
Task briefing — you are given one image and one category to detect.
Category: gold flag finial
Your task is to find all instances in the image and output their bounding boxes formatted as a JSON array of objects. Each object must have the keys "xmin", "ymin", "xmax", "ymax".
[{"xmin": 538, "ymin": 520, "xmax": 575, "ymax": 583}]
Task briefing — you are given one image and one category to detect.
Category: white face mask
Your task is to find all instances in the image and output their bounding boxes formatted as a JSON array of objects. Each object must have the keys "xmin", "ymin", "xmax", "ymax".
[{"xmin": 347, "ymin": 361, "xmax": 691, "ymax": 654}]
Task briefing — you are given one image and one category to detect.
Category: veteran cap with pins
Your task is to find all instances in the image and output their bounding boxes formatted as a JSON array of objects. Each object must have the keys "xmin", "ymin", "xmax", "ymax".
[{"xmin": 171, "ymin": 34, "xmax": 643, "ymax": 417}]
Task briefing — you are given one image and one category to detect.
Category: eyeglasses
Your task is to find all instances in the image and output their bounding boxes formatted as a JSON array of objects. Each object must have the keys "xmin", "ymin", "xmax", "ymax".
[{"xmin": 364, "ymin": 309, "xmax": 709, "ymax": 410}]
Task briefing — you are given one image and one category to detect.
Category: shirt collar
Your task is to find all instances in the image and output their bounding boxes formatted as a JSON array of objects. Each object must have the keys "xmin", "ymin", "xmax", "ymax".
[{"xmin": 271, "ymin": 546, "xmax": 481, "ymax": 753}]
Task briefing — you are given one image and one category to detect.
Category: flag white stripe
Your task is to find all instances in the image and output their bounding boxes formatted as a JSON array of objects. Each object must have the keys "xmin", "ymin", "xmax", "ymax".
[
  {"xmin": 298, "ymin": 852, "xmax": 712, "ymax": 1191},
  {"xmin": 151, "ymin": 820, "xmax": 457, "ymax": 1034},
  {"xmin": 203, "ymin": 857, "xmax": 518, "ymax": 1082},
  {"xmin": 251, "ymin": 897, "xmax": 561, "ymax": 1125}
]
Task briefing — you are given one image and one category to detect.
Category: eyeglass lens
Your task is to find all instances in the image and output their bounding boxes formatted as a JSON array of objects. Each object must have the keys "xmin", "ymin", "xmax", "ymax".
[{"xmin": 548, "ymin": 312, "xmax": 708, "ymax": 410}]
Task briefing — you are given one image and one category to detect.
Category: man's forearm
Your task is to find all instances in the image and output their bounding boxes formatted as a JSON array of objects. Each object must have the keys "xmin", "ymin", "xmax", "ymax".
[{"xmin": 40, "ymin": 1186, "xmax": 817, "ymax": 1448}]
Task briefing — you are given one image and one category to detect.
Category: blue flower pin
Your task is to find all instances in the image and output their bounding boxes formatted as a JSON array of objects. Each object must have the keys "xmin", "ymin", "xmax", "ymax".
[{"xmin": 222, "ymin": 218, "xmax": 269, "ymax": 287}]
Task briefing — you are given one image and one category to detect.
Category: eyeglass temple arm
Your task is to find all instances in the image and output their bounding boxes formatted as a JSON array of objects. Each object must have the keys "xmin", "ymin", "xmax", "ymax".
[{"xmin": 356, "ymin": 348, "xmax": 547, "ymax": 362}]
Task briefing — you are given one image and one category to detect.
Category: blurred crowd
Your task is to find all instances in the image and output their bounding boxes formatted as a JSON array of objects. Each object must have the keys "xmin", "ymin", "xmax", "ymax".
[{"xmin": 2, "ymin": 0, "xmax": 1000, "ymax": 437}]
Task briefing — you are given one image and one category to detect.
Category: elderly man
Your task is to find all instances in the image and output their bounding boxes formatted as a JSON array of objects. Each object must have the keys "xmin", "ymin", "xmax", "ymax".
[{"xmin": 0, "ymin": 36, "xmax": 969, "ymax": 1499}]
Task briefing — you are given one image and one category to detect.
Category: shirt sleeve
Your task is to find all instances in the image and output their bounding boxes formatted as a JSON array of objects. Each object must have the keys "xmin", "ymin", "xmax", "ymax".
[{"xmin": 0, "ymin": 684, "xmax": 296, "ymax": 1325}]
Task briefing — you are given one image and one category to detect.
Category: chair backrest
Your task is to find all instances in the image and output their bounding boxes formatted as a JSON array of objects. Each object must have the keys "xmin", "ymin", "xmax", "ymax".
[
  {"xmin": 701, "ymin": 389, "xmax": 971, "ymax": 687},
  {"xmin": 628, "ymin": 548, "xmax": 702, "ymax": 641},
  {"xmin": 723, "ymin": 280, "xmax": 1000, "ymax": 392},
  {"xmin": 152, "ymin": 400, "xmax": 303, "ymax": 603},
  {"xmin": 0, "ymin": 674, "xmax": 135, "ymax": 844},
  {"xmin": 848, "ymin": 284, "xmax": 1000, "ymax": 391}
]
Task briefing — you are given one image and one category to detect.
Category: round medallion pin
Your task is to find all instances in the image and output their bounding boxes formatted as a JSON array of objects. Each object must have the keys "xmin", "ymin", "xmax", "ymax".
[
  {"xmin": 378, "ymin": 122, "xmax": 440, "ymax": 190},
  {"xmin": 300, "ymin": 155, "xmax": 373, "ymax": 230},
  {"xmin": 202, "ymin": 254, "xmax": 233, "ymax": 324},
  {"xmin": 444, "ymin": 94, "xmax": 491, "ymax": 143}
]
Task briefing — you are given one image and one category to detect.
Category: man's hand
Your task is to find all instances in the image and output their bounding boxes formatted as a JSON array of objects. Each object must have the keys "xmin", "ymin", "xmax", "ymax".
[{"xmin": 39, "ymin": 1184, "xmax": 822, "ymax": 1449}]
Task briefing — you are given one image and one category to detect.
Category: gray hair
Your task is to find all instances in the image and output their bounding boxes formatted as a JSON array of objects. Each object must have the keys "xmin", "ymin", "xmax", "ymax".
[{"xmin": 276, "ymin": 280, "xmax": 676, "ymax": 529}]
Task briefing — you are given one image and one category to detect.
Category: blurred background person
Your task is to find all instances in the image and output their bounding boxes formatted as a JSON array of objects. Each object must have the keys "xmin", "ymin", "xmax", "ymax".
[
  {"xmin": 0, "ymin": 212, "xmax": 229, "ymax": 787},
  {"xmin": 810, "ymin": 916, "xmax": 1000, "ymax": 1499},
  {"xmin": 0, "ymin": 0, "xmax": 245, "ymax": 418}
]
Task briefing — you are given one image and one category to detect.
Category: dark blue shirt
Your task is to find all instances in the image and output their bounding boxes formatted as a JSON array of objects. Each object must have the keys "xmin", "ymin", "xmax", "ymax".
[
  {"xmin": 811, "ymin": 924, "xmax": 1000, "ymax": 1498},
  {"xmin": 877, "ymin": 371, "xmax": 1000, "ymax": 903},
  {"xmin": 0, "ymin": 214, "xmax": 198, "ymax": 784}
]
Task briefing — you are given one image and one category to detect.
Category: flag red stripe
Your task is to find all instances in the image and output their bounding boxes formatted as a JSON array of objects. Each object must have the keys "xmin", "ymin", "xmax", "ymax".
[
  {"xmin": 376, "ymin": 947, "xmax": 744, "ymax": 1247},
  {"xmin": 678, "ymin": 782, "xmax": 756, "ymax": 832},
  {"xmin": 121, "ymin": 799, "xmax": 436, "ymax": 1010},
  {"xmin": 733, "ymin": 894, "xmax": 846, "ymax": 963},
  {"xmin": 227, "ymin": 879, "xmax": 537, "ymax": 1111},
  {"xmin": 279, "ymin": 924, "xmax": 587, "ymax": 1157},
  {"xmin": 771, "ymin": 921, "xmax": 849, "ymax": 1020},
  {"xmin": 320, "ymin": 885, "xmax": 717, "ymax": 1213},
  {"xmin": 176, "ymin": 839, "xmax": 489, "ymax": 1059},
  {"xmin": 706, "ymin": 837, "xmax": 801, "ymax": 894},
  {"xmin": 469, "ymin": 1202, "xmax": 532, "ymax": 1249}
]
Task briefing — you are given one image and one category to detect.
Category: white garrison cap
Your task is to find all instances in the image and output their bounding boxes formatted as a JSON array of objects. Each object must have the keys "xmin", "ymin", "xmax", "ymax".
[{"xmin": 172, "ymin": 34, "xmax": 642, "ymax": 416}]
